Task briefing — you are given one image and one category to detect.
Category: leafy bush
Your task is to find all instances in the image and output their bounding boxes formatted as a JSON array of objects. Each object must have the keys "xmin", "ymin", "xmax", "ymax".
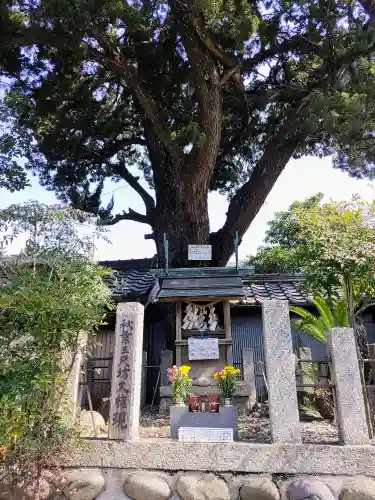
[{"xmin": 0, "ymin": 202, "xmax": 112, "ymax": 482}]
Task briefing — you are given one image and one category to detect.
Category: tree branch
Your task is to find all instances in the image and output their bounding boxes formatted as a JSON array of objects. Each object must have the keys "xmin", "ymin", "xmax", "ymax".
[
  {"xmin": 359, "ymin": 0, "xmax": 375, "ymax": 26},
  {"xmin": 99, "ymin": 208, "xmax": 150, "ymax": 226},
  {"xmin": 242, "ymin": 35, "xmax": 325, "ymax": 73},
  {"xmin": 111, "ymin": 161, "xmax": 155, "ymax": 216},
  {"xmin": 2, "ymin": 24, "xmax": 182, "ymax": 167},
  {"xmin": 88, "ymin": 149, "xmax": 155, "ymax": 217},
  {"xmin": 211, "ymin": 117, "xmax": 305, "ymax": 266},
  {"xmin": 90, "ymin": 29, "xmax": 182, "ymax": 166}
]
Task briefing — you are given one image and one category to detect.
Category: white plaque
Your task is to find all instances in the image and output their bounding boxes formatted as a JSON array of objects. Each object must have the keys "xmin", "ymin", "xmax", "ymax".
[
  {"xmin": 178, "ymin": 427, "xmax": 233, "ymax": 442},
  {"xmin": 188, "ymin": 245, "xmax": 212, "ymax": 261},
  {"xmin": 188, "ymin": 337, "xmax": 219, "ymax": 360}
]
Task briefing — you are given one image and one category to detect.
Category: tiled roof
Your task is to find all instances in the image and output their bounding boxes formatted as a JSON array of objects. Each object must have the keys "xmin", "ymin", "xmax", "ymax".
[
  {"xmin": 1, "ymin": 256, "xmax": 310, "ymax": 306},
  {"xmin": 100, "ymin": 258, "xmax": 160, "ymax": 303},
  {"xmin": 239, "ymin": 274, "xmax": 310, "ymax": 306},
  {"xmin": 101, "ymin": 261, "xmax": 309, "ymax": 306}
]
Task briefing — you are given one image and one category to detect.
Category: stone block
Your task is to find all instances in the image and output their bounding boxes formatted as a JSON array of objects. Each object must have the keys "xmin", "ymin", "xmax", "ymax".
[
  {"xmin": 177, "ymin": 473, "xmax": 230, "ymax": 500},
  {"xmin": 123, "ymin": 471, "xmax": 171, "ymax": 500},
  {"xmin": 96, "ymin": 491, "xmax": 131, "ymax": 500},
  {"xmin": 62, "ymin": 469, "xmax": 105, "ymax": 500},
  {"xmin": 262, "ymin": 300, "xmax": 301, "ymax": 443},
  {"xmin": 340, "ymin": 476, "xmax": 375, "ymax": 499},
  {"xmin": 240, "ymin": 477, "xmax": 280, "ymax": 500},
  {"xmin": 170, "ymin": 405, "xmax": 238, "ymax": 439},
  {"xmin": 327, "ymin": 328, "xmax": 368, "ymax": 445},
  {"xmin": 63, "ymin": 440, "xmax": 375, "ymax": 476},
  {"xmin": 285, "ymin": 478, "xmax": 335, "ymax": 500}
]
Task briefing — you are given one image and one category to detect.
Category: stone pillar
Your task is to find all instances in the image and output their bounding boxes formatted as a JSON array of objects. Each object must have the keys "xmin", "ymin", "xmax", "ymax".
[
  {"xmin": 262, "ymin": 300, "xmax": 301, "ymax": 443},
  {"xmin": 109, "ymin": 302, "xmax": 144, "ymax": 440},
  {"xmin": 160, "ymin": 349, "xmax": 173, "ymax": 386},
  {"xmin": 242, "ymin": 348, "xmax": 257, "ymax": 408},
  {"xmin": 328, "ymin": 327, "xmax": 368, "ymax": 445}
]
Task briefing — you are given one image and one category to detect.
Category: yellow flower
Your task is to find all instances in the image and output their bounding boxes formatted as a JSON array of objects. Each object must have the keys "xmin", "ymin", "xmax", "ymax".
[{"xmin": 179, "ymin": 365, "xmax": 191, "ymax": 376}]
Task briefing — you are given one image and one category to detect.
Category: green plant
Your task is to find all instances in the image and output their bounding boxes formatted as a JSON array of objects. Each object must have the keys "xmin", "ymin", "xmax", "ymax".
[
  {"xmin": 0, "ymin": 202, "xmax": 112, "ymax": 483},
  {"xmin": 290, "ymin": 296, "xmax": 349, "ymax": 343},
  {"xmin": 167, "ymin": 365, "xmax": 193, "ymax": 402},
  {"xmin": 299, "ymin": 395, "xmax": 317, "ymax": 414},
  {"xmin": 297, "ymin": 361, "xmax": 335, "ymax": 420},
  {"xmin": 212, "ymin": 366, "xmax": 241, "ymax": 400}
]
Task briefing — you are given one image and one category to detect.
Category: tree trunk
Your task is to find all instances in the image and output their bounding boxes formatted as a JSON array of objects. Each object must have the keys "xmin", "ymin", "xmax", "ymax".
[{"xmin": 153, "ymin": 175, "xmax": 210, "ymax": 268}]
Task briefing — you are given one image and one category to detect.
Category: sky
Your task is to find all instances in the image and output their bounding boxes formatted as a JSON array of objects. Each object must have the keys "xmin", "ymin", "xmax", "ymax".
[{"xmin": 1, "ymin": 155, "xmax": 374, "ymax": 263}]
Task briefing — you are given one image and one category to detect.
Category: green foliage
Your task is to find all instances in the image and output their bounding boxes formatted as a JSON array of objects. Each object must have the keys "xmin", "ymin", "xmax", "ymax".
[
  {"xmin": 0, "ymin": 202, "xmax": 112, "ymax": 478},
  {"xmin": 294, "ymin": 196, "xmax": 375, "ymax": 294},
  {"xmin": 0, "ymin": 200, "xmax": 108, "ymax": 257},
  {"xmin": 291, "ymin": 296, "xmax": 349, "ymax": 343},
  {"xmin": 245, "ymin": 194, "xmax": 323, "ymax": 276},
  {"xmin": 264, "ymin": 194, "xmax": 324, "ymax": 249},
  {"xmin": 247, "ymin": 245, "xmax": 299, "ymax": 274},
  {"xmin": 247, "ymin": 194, "xmax": 375, "ymax": 302}
]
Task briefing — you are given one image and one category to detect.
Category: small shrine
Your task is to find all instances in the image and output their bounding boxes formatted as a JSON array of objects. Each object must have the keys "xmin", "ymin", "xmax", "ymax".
[
  {"xmin": 158, "ymin": 270, "xmax": 243, "ymax": 379},
  {"xmin": 153, "ymin": 241, "xmax": 256, "ymax": 440}
]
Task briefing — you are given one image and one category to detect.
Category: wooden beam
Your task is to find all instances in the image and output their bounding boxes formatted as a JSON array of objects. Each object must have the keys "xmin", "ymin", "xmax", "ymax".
[
  {"xmin": 176, "ymin": 302, "xmax": 182, "ymax": 341},
  {"xmin": 176, "ymin": 302, "xmax": 182, "ymax": 366},
  {"xmin": 223, "ymin": 300, "xmax": 232, "ymax": 339}
]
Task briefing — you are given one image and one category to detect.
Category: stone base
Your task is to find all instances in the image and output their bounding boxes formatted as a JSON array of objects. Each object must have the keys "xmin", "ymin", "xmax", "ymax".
[
  {"xmin": 170, "ymin": 405, "xmax": 238, "ymax": 439},
  {"xmin": 65, "ymin": 440, "xmax": 375, "ymax": 476}
]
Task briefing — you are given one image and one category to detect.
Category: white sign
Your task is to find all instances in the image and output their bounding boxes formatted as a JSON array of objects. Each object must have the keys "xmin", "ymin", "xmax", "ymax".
[
  {"xmin": 178, "ymin": 427, "xmax": 233, "ymax": 442},
  {"xmin": 188, "ymin": 337, "xmax": 219, "ymax": 360},
  {"xmin": 188, "ymin": 245, "xmax": 212, "ymax": 261}
]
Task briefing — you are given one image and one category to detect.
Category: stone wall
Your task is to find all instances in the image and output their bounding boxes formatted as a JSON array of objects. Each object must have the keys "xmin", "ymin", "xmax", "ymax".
[{"xmin": 5, "ymin": 468, "xmax": 375, "ymax": 500}]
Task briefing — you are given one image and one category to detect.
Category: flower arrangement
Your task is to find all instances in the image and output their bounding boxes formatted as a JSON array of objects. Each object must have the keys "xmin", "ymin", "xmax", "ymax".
[
  {"xmin": 167, "ymin": 365, "xmax": 193, "ymax": 404},
  {"xmin": 212, "ymin": 366, "xmax": 241, "ymax": 402}
]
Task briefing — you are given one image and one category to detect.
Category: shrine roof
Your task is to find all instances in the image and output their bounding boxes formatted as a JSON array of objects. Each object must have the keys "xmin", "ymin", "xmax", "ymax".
[
  {"xmin": 157, "ymin": 271, "xmax": 245, "ymax": 301},
  {"xmin": 100, "ymin": 260, "xmax": 310, "ymax": 306}
]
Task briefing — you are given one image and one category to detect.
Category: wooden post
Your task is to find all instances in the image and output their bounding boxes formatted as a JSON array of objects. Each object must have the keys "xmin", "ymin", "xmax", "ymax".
[
  {"xmin": 223, "ymin": 300, "xmax": 233, "ymax": 366},
  {"xmin": 176, "ymin": 302, "xmax": 182, "ymax": 366},
  {"xmin": 223, "ymin": 300, "xmax": 232, "ymax": 339},
  {"xmin": 160, "ymin": 350, "xmax": 173, "ymax": 386},
  {"xmin": 242, "ymin": 348, "xmax": 257, "ymax": 408},
  {"xmin": 141, "ymin": 351, "xmax": 147, "ymax": 407}
]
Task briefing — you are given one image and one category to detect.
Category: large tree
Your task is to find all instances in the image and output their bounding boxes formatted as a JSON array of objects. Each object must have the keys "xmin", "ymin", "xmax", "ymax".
[{"xmin": 1, "ymin": 1, "xmax": 375, "ymax": 266}]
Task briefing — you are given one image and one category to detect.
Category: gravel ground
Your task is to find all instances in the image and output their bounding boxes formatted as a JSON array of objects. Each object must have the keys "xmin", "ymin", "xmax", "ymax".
[{"xmin": 139, "ymin": 410, "xmax": 339, "ymax": 443}]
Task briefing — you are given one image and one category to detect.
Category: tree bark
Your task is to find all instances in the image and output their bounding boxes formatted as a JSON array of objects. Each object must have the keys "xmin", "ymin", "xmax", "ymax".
[{"xmin": 153, "ymin": 179, "xmax": 210, "ymax": 268}]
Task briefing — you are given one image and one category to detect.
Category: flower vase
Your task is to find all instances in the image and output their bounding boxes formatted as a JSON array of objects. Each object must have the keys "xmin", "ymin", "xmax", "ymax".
[
  {"xmin": 224, "ymin": 398, "xmax": 232, "ymax": 407},
  {"xmin": 174, "ymin": 396, "xmax": 186, "ymax": 406}
]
